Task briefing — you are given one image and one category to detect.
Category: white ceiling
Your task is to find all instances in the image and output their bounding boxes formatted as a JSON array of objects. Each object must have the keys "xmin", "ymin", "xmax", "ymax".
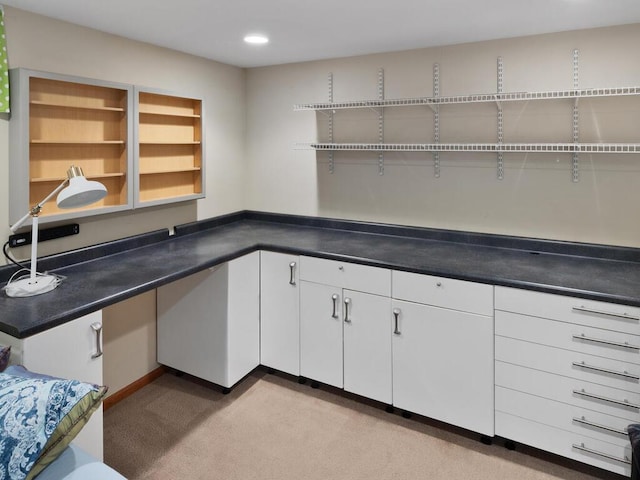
[{"xmin": 3, "ymin": 0, "xmax": 640, "ymax": 68}]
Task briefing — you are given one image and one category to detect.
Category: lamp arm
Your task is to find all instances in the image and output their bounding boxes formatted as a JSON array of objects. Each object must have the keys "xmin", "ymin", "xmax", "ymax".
[{"xmin": 9, "ymin": 179, "xmax": 69, "ymax": 233}]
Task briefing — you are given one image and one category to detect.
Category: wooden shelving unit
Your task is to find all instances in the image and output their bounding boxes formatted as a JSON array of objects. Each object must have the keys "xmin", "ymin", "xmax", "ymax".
[
  {"xmin": 8, "ymin": 69, "xmax": 206, "ymax": 227},
  {"xmin": 9, "ymin": 69, "xmax": 134, "ymax": 224},
  {"xmin": 135, "ymin": 89, "xmax": 204, "ymax": 206}
]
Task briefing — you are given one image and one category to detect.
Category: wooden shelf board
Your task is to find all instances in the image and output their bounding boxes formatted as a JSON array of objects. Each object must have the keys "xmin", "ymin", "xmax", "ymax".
[
  {"xmin": 139, "ymin": 167, "xmax": 201, "ymax": 175},
  {"xmin": 139, "ymin": 141, "xmax": 201, "ymax": 145},
  {"xmin": 31, "ymin": 172, "xmax": 126, "ymax": 183},
  {"xmin": 30, "ymin": 101, "xmax": 125, "ymax": 112},
  {"xmin": 139, "ymin": 111, "xmax": 200, "ymax": 119},
  {"xmin": 30, "ymin": 140, "xmax": 126, "ymax": 145}
]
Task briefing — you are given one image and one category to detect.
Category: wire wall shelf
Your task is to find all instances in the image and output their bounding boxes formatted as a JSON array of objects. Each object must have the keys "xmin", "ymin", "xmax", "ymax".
[
  {"xmin": 295, "ymin": 50, "xmax": 640, "ymax": 181},
  {"xmin": 294, "ymin": 86, "xmax": 640, "ymax": 111},
  {"xmin": 297, "ymin": 143, "xmax": 640, "ymax": 153}
]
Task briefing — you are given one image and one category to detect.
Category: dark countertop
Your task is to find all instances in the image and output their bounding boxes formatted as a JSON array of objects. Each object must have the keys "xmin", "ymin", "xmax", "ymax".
[{"xmin": 2, "ymin": 211, "xmax": 640, "ymax": 338}]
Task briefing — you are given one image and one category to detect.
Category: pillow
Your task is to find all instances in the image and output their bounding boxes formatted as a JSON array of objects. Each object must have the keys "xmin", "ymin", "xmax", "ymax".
[
  {"xmin": 0, "ymin": 345, "xmax": 10, "ymax": 372},
  {"xmin": 0, "ymin": 365, "xmax": 107, "ymax": 480}
]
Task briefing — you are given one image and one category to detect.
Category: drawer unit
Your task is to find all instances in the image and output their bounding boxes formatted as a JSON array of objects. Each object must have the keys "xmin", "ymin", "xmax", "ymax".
[
  {"xmin": 299, "ymin": 256, "xmax": 391, "ymax": 296},
  {"xmin": 393, "ymin": 270, "xmax": 493, "ymax": 316},
  {"xmin": 496, "ymin": 336, "xmax": 640, "ymax": 393},
  {"xmin": 496, "ymin": 386, "xmax": 630, "ymax": 447},
  {"xmin": 495, "ymin": 286, "xmax": 640, "ymax": 336},
  {"xmin": 496, "ymin": 361, "xmax": 640, "ymax": 422},
  {"xmin": 496, "ymin": 411, "xmax": 632, "ymax": 476},
  {"xmin": 495, "ymin": 287, "xmax": 639, "ymax": 475},
  {"xmin": 496, "ymin": 310, "xmax": 640, "ymax": 365}
]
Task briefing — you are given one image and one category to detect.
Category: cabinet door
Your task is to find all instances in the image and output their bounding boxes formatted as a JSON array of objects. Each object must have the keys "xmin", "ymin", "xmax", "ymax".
[
  {"xmin": 392, "ymin": 300, "xmax": 494, "ymax": 436},
  {"xmin": 300, "ymin": 281, "xmax": 343, "ymax": 388},
  {"xmin": 227, "ymin": 251, "xmax": 260, "ymax": 386},
  {"xmin": 22, "ymin": 311, "xmax": 104, "ymax": 459},
  {"xmin": 157, "ymin": 266, "xmax": 229, "ymax": 384},
  {"xmin": 260, "ymin": 251, "xmax": 300, "ymax": 376},
  {"xmin": 343, "ymin": 290, "xmax": 392, "ymax": 404},
  {"xmin": 157, "ymin": 253, "xmax": 260, "ymax": 388}
]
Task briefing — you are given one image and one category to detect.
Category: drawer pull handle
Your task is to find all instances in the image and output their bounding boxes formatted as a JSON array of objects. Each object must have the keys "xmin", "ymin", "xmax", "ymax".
[
  {"xmin": 572, "ymin": 361, "xmax": 640, "ymax": 381},
  {"xmin": 344, "ymin": 297, "xmax": 351, "ymax": 323},
  {"xmin": 91, "ymin": 322, "xmax": 103, "ymax": 359},
  {"xmin": 572, "ymin": 443, "xmax": 631, "ymax": 465},
  {"xmin": 393, "ymin": 308, "xmax": 401, "ymax": 335},
  {"xmin": 572, "ymin": 416, "xmax": 628, "ymax": 436},
  {"xmin": 289, "ymin": 262, "xmax": 297, "ymax": 285},
  {"xmin": 572, "ymin": 306, "xmax": 640, "ymax": 322},
  {"xmin": 572, "ymin": 333, "xmax": 640, "ymax": 351},
  {"xmin": 331, "ymin": 294, "xmax": 339, "ymax": 319},
  {"xmin": 573, "ymin": 388, "xmax": 640, "ymax": 410}
]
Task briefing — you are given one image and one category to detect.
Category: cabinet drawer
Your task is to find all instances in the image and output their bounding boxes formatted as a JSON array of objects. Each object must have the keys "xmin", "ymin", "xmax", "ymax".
[
  {"xmin": 496, "ymin": 386, "xmax": 630, "ymax": 447},
  {"xmin": 495, "ymin": 286, "xmax": 640, "ymax": 335},
  {"xmin": 392, "ymin": 270, "xmax": 493, "ymax": 316},
  {"xmin": 496, "ymin": 411, "xmax": 631, "ymax": 476},
  {"xmin": 496, "ymin": 311, "xmax": 640, "ymax": 365},
  {"xmin": 496, "ymin": 335, "xmax": 640, "ymax": 393},
  {"xmin": 496, "ymin": 361, "xmax": 640, "ymax": 422},
  {"xmin": 299, "ymin": 256, "xmax": 390, "ymax": 296}
]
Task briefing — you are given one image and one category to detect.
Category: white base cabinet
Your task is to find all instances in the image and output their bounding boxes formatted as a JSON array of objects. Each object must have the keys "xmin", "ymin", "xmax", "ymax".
[
  {"xmin": 0, "ymin": 311, "xmax": 105, "ymax": 460},
  {"xmin": 157, "ymin": 252, "xmax": 260, "ymax": 388},
  {"xmin": 391, "ymin": 271, "xmax": 494, "ymax": 436},
  {"xmin": 260, "ymin": 251, "xmax": 300, "ymax": 376},
  {"xmin": 299, "ymin": 256, "xmax": 392, "ymax": 404}
]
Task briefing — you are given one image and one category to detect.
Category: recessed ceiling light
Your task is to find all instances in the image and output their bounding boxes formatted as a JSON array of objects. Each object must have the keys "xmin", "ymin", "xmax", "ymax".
[{"xmin": 244, "ymin": 34, "xmax": 269, "ymax": 45}]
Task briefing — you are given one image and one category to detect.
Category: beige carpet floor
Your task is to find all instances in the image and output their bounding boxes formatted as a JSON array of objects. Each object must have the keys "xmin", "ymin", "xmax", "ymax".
[{"xmin": 104, "ymin": 370, "xmax": 624, "ymax": 480}]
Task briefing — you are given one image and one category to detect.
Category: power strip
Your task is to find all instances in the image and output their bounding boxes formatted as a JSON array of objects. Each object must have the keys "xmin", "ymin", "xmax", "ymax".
[{"xmin": 8, "ymin": 223, "xmax": 80, "ymax": 248}]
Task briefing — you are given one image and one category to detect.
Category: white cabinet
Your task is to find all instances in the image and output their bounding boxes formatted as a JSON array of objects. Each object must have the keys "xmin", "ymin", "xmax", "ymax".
[
  {"xmin": 391, "ymin": 271, "xmax": 494, "ymax": 436},
  {"xmin": 495, "ymin": 286, "xmax": 640, "ymax": 476},
  {"xmin": 0, "ymin": 311, "xmax": 105, "ymax": 460},
  {"xmin": 260, "ymin": 251, "xmax": 300, "ymax": 376},
  {"xmin": 157, "ymin": 252, "xmax": 260, "ymax": 389},
  {"xmin": 299, "ymin": 256, "xmax": 392, "ymax": 404}
]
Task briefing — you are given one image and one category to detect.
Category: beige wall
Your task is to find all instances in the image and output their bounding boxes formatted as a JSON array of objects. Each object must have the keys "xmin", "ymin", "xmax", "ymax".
[
  {"xmin": 246, "ymin": 24, "xmax": 640, "ymax": 247},
  {"xmin": 102, "ymin": 290, "xmax": 158, "ymax": 398}
]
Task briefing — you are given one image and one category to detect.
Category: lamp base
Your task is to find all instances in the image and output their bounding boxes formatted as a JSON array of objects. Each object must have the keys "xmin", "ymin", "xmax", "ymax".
[{"xmin": 4, "ymin": 274, "xmax": 61, "ymax": 298}]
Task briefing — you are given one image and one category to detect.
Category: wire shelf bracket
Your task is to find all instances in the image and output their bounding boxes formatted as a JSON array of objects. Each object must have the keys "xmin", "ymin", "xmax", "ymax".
[
  {"xmin": 497, "ymin": 57, "xmax": 504, "ymax": 180},
  {"xmin": 433, "ymin": 63, "xmax": 440, "ymax": 178}
]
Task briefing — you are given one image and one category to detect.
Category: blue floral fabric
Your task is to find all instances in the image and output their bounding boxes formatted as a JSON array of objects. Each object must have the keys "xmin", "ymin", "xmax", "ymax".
[{"xmin": 0, "ymin": 371, "xmax": 97, "ymax": 480}]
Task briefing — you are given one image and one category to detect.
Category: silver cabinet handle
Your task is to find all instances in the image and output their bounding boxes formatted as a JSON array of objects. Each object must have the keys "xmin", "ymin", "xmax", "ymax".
[
  {"xmin": 91, "ymin": 322, "xmax": 103, "ymax": 359},
  {"xmin": 572, "ymin": 361, "xmax": 640, "ymax": 381},
  {"xmin": 572, "ymin": 443, "xmax": 631, "ymax": 465},
  {"xmin": 572, "ymin": 305, "xmax": 640, "ymax": 322},
  {"xmin": 573, "ymin": 388, "xmax": 640, "ymax": 409},
  {"xmin": 331, "ymin": 294, "xmax": 339, "ymax": 319},
  {"xmin": 393, "ymin": 308, "xmax": 401, "ymax": 335},
  {"xmin": 572, "ymin": 416, "xmax": 628, "ymax": 436},
  {"xmin": 343, "ymin": 297, "xmax": 351, "ymax": 323},
  {"xmin": 289, "ymin": 262, "xmax": 297, "ymax": 285},
  {"xmin": 572, "ymin": 333, "xmax": 640, "ymax": 351}
]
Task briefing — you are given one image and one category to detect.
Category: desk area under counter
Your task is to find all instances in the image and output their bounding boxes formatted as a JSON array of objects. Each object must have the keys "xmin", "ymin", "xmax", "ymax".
[{"xmin": 1, "ymin": 210, "xmax": 640, "ymax": 476}]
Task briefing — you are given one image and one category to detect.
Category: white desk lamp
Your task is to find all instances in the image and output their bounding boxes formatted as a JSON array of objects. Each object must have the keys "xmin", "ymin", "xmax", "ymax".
[{"xmin": 6, "ymin": 166, "xmax": 107, "ymax": 297}]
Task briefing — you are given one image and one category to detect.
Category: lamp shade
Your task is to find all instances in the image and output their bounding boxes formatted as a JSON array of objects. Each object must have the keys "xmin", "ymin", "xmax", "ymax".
[{"xmin": 56, "ymin": 171, "xmax": 107, "ymax": 209}]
